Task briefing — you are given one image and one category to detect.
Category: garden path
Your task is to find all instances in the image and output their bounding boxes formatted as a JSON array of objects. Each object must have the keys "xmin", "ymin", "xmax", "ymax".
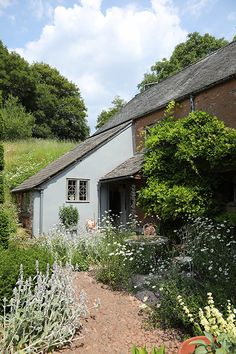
[{"xmin": 58, "ymin": 271, "xmax": 181, "ymax": 354}]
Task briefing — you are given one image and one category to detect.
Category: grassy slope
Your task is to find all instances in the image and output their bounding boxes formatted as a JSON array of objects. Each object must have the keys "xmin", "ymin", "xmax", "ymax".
[{"xmin": 4, "ymin": 139, "xmax": 77, "ymax": 195}]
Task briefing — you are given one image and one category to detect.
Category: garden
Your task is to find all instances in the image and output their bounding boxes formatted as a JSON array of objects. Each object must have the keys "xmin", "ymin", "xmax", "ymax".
[
  {"xmin": 0, "ymin": 107, "xmax": 236, "ymax": 353},
  {"xmin": 0, "ymin": 209, "xmax": 236, "ymax": 353}
]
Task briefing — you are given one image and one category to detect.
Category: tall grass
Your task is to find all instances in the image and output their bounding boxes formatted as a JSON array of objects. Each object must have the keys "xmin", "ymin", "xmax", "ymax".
[{"xmin": 3, "ymin": 138, "xmax": 77, "ymax": 194}]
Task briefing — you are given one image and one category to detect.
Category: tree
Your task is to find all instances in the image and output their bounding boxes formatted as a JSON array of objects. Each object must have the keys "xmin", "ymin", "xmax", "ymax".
[
  {"xmin": 0, "ymin": 41, "xmax": 36, "ymax": 111},
  {"xmin": 138, "ymin": 105, "xmax": 236, "ymax": 225},
  {"xmin": 0, "ymin": 41, "xmax": 89, "ymax": 141},
  {"xmin": 30, "ymin": 63, "xmax": 89, "ymax": 140},
  {"xmin": 138, "ymin": 32, "xmax": 228, "ymax": 92},
  {"xmin": 1, "ymin": 95, "xmax": 35, "ymax": 140},
  {"xmin": 31, "ymin": 63, "xmax": 89, "ymax": 140},
  {"xmin": 96, "ymin": 96, "xmax": 126, "ymax": 129}
]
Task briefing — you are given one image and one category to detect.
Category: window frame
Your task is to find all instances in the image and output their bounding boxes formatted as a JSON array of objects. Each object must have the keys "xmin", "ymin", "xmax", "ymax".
[{"xmin": 66, "ymin": 178, "xmax": 90, "ymax": 203}]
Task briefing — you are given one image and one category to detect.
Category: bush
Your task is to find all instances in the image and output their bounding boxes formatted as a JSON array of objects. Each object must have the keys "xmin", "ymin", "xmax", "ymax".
[
  {"xmin": 0, "ymin": 205, "xmax": 12, "ymax": 248},
  {"xmin": 0, "ymin": 263, "xmax": 88, "ymax": 353},
  {"xmin": 0, "ymin": 143, "xmax": 4, "ymax": 203},
  {"xmin": 41, "ymin": 228, "xmax": 89, "ymax": 271},
  {"xmin": 178, "ymin": 217, "xmax": 236, "ymax": 290},
  {"xmin": 139, "ymin": 109, "xmax": 236, "ymax": 225},
  {"xmin": 1, "ymin": 95, "xmax": 35, "ymax": 140},
  {"xmin": 93, "ymin": 214, "xmax": 170, "ymax": 290},
  {"xmin": 59, "ymin": 205, "xmax": 79, "ymax": 229},
  {"xmin": 149, "ymin": 217, "xmax": 236, "ymax": 333},
  {"xmin": 0, "ymin": 244, "xmax": 54, "ymax": 306},
  {"xmin": 215, "ymin": 211, "xmax": 236, "ymax": 226}
]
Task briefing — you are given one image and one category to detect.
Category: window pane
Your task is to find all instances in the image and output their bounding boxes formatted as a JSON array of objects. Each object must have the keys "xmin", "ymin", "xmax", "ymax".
[
  {"xmin": 68, "ymin": 180, "xmax": 77, "ymax": 200},
  {"xmin": 79, "ymin": 180, "xmax": 88, "ymax": 201}
]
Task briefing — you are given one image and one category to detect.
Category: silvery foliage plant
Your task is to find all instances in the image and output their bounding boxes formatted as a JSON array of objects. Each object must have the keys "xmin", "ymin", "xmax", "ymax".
[
  {"xmin": 0, "ymin": 261, "xmax": 88, "ymax": 353},
  {"xmin": 42, "ymin": 223, "xmax": 106, "ymax": 266}
]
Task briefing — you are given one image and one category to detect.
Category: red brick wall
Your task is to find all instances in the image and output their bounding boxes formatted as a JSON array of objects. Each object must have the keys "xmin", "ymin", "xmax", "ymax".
[
  {"xmin": 194, "ymin": 78, "xmax": 236, "ymax": 128},
  {"xmin": 134, "ymin": 77, "xmax": 236, "ymax": 151}
]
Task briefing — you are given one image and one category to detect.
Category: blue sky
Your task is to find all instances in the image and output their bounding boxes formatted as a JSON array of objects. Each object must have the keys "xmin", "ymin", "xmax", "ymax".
[{"xmin": 0, "ymin": 0, "xmax": 235, "ymax": 131}]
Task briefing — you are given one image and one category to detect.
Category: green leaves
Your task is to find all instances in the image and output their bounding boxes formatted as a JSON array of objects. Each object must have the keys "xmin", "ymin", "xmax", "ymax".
[
  {"xmin": 138, "ymin": 32, "xmax": 228, "ymax": 92},
  {"xmin": 131, "ymin": 345, "xmax": 165, "ymax": 354},
  {"xmin": 139, "ymin": 109, "xmax": 236, "ymax": 223},
  {"xmin": 1, "ymin": 95, "xmax": 35, "ymax": 140},
  {"xmin": 96, "ymin": 96, "xmax": 126, "ymax": 130},
  {"xmin": 0, "ymin": 41, "xmax": 89, "ymax": 141}
]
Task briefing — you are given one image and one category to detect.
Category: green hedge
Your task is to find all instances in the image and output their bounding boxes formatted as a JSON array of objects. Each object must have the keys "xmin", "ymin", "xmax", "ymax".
[
  {"xmin": 0, "ymin": 205, "xmax": 11, "ymax": 248},
  {"xmin": 0, "ymin": 144, "xmax": 4, "ymax": 204},
  {"xmin": 0, "ymin": 244, "xmax": 54, "ymax": 308}
]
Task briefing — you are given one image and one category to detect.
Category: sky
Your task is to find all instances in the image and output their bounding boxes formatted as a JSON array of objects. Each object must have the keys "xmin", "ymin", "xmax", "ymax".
[{"xmin": 0, "ymin": 0, "xmax": 235, "ymax": 133}]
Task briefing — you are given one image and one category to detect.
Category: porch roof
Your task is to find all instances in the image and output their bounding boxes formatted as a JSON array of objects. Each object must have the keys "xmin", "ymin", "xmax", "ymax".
[{"xmin": 100, "ymin": 153, "xmax": 144, "ymax": 182}]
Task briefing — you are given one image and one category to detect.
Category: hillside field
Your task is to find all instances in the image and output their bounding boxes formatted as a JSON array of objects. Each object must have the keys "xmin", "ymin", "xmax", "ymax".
[{"xmin": 3, "ymin": 139, "xmax": 77, "ymax": 197}]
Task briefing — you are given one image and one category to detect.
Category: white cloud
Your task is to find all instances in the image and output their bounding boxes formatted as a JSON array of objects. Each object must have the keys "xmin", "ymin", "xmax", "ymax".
[
  {"xmin": 186, "ymin": 0, "xmax": 212, "ymax": 16},
  {"xmin": 16, "ymin": 0, "xmax": 187, "ymax": 132},
  {"xmin": 29, "ymin": 0, "xmax": 54, "ymax": 19}
]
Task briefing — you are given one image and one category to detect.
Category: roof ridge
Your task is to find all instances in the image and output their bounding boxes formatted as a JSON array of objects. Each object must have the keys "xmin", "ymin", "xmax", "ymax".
[
  {"xmin": 140, "ymin": 40, "xmax": 235, "ymax": 95},
  {"xmin": 12, "ymin": 122, "xmax": 131, "ymax": 192}
]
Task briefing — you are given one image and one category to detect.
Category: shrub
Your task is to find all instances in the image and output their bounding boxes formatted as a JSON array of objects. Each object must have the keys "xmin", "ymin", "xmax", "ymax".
[
  {"xmin": 0, "ymin": 205, "xmax": 11, "ymax": 248},
  {"xmin": 149, "ymin": 217, "xmax": 236, "ymax": 333},
  {"xmin": 178, "ymin": 217, "xmax": 236, "ymax": 291},
  {"xmin": 41, "ymin": 227, "xmax": 89, "ymax": 271},
  {"xmin": 1, "ymin": 95, "xmax": 35, "ymax": 140},
  {"xmin": 215, "ymin": 211, "xmax": 236, "ymax": 227},
  {"xmin": 0, "ymin": 263, "xmax": 88, "ymax": 353},
  {"xmin": 0, "ymin": 143, "xmax": 4, "ymax": 203},
  {"xmin": 0, "ymin": 244, "xmax": 54, "ymax": 306},
  {"xmin": 93, "ymin": 214, "xmax": 170, "ymax": 289},
  {"xmin": 59, "ymin": 205, "xmax": 79, "ymax": 229},
  {"xmin": 139, "ymin": 108, "xmax": 236, "ymax": 225}
]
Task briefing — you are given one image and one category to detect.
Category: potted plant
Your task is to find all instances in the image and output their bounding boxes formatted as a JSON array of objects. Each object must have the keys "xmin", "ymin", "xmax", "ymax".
[
  {"xmin": 177, "ymin": 293, "xmax": 236, "ymax": 354},
  {"xmin": 178, "ymin": 335, "xmax": 211, "ymax": 354}
]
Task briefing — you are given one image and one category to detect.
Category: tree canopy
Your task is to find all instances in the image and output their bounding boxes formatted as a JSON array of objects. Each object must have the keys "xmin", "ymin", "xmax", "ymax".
[
  {"xmin": 0, "ymin": 95, "xmax": 35, "ymax": 140},
  {"xmin": 138, "ymin": 32, "xmax": 229, "ymax": 92},
  {"xmin": 31, "ymin": 63, "xmax": 89, "ymax": 140},
  {"xmin": 139, "ymin": 104, "xmax": 236, "ymax": 224},
  {"xmin": 96, "ymin": 96, "xmax": 126, "ymax": 130},
  {"xmin": 0, "ymin": 41, "xmax": 89, "ymax": 141}
]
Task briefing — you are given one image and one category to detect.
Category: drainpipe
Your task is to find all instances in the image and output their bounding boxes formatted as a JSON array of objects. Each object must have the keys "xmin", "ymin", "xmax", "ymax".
[
  {"xmin": 39, "ymin": 189, "xmax": 44, "ymax": 235},
  {"xmin": 97, "ymin": 182, "xmax": 101, "ymax": 227},
  {"xmin": 189, "ymin": 94, "xmax": 195, "ymax": 112}
]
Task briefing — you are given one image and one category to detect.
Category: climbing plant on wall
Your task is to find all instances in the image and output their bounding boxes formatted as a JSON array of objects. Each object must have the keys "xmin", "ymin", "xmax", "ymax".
[{"xmin": 139, "ymin": 106, "xmax": 236, "ymax": 226}]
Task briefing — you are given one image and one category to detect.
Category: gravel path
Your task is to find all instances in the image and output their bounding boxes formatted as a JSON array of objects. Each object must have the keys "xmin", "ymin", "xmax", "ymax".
[{"xmin": 59, "ymin": 272, "xmax": 181, "ymax": 354}]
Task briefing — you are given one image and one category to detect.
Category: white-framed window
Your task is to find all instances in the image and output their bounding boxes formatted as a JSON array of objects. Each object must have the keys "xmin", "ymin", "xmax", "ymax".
[{"xmin": 66, "ymin": 179, "xmax": 89, "ymax": 202}]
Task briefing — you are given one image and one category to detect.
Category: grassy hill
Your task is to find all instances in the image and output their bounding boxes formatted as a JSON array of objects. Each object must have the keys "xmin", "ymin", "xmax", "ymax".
[{"xmin": 4, "ymin": 139, "xmax": 77, "ymax": 196}]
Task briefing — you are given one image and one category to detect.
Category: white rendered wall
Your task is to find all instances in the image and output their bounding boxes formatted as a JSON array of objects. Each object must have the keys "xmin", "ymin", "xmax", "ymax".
[{"xmin": 32, "ymin": 125, "xmax": 133, "ymax": 236}]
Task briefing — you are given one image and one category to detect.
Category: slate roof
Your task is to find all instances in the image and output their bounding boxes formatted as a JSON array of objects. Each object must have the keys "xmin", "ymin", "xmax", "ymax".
[
  {"xmin": 95, "ymin": 41, "xmax": 236, "ymax": 135},
  {"xmin": 12, "ymin": 122, "xmax": 131, "ymax": 192},
  {"xmin": 100, "ymin": 153, "xmax": 144, "ymax": 181}
]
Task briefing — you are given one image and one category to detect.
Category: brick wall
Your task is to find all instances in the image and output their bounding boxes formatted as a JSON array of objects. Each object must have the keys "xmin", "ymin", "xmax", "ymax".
[{"xmin": 134, "ymin": 77, "xmax": 236, "ymax": 151}]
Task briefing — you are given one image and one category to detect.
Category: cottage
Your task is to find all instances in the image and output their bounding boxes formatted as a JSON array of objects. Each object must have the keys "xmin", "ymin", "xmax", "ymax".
[{"xmin": 12, "ymin": 41, "xmax": 236, "ymax": 235}]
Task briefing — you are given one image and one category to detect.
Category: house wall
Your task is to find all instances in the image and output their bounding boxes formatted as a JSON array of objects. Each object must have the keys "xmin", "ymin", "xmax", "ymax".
[
  {"xmin": 14, "ymin": 191, "xmax": 33, "ymax": 234},
  {"xmin": 32, "ymin": 125, "xmax": 133, "ymax": 236},
  {"xmin": 134, "ymin": 77, "xmax": 236, "ymax": 151}
]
